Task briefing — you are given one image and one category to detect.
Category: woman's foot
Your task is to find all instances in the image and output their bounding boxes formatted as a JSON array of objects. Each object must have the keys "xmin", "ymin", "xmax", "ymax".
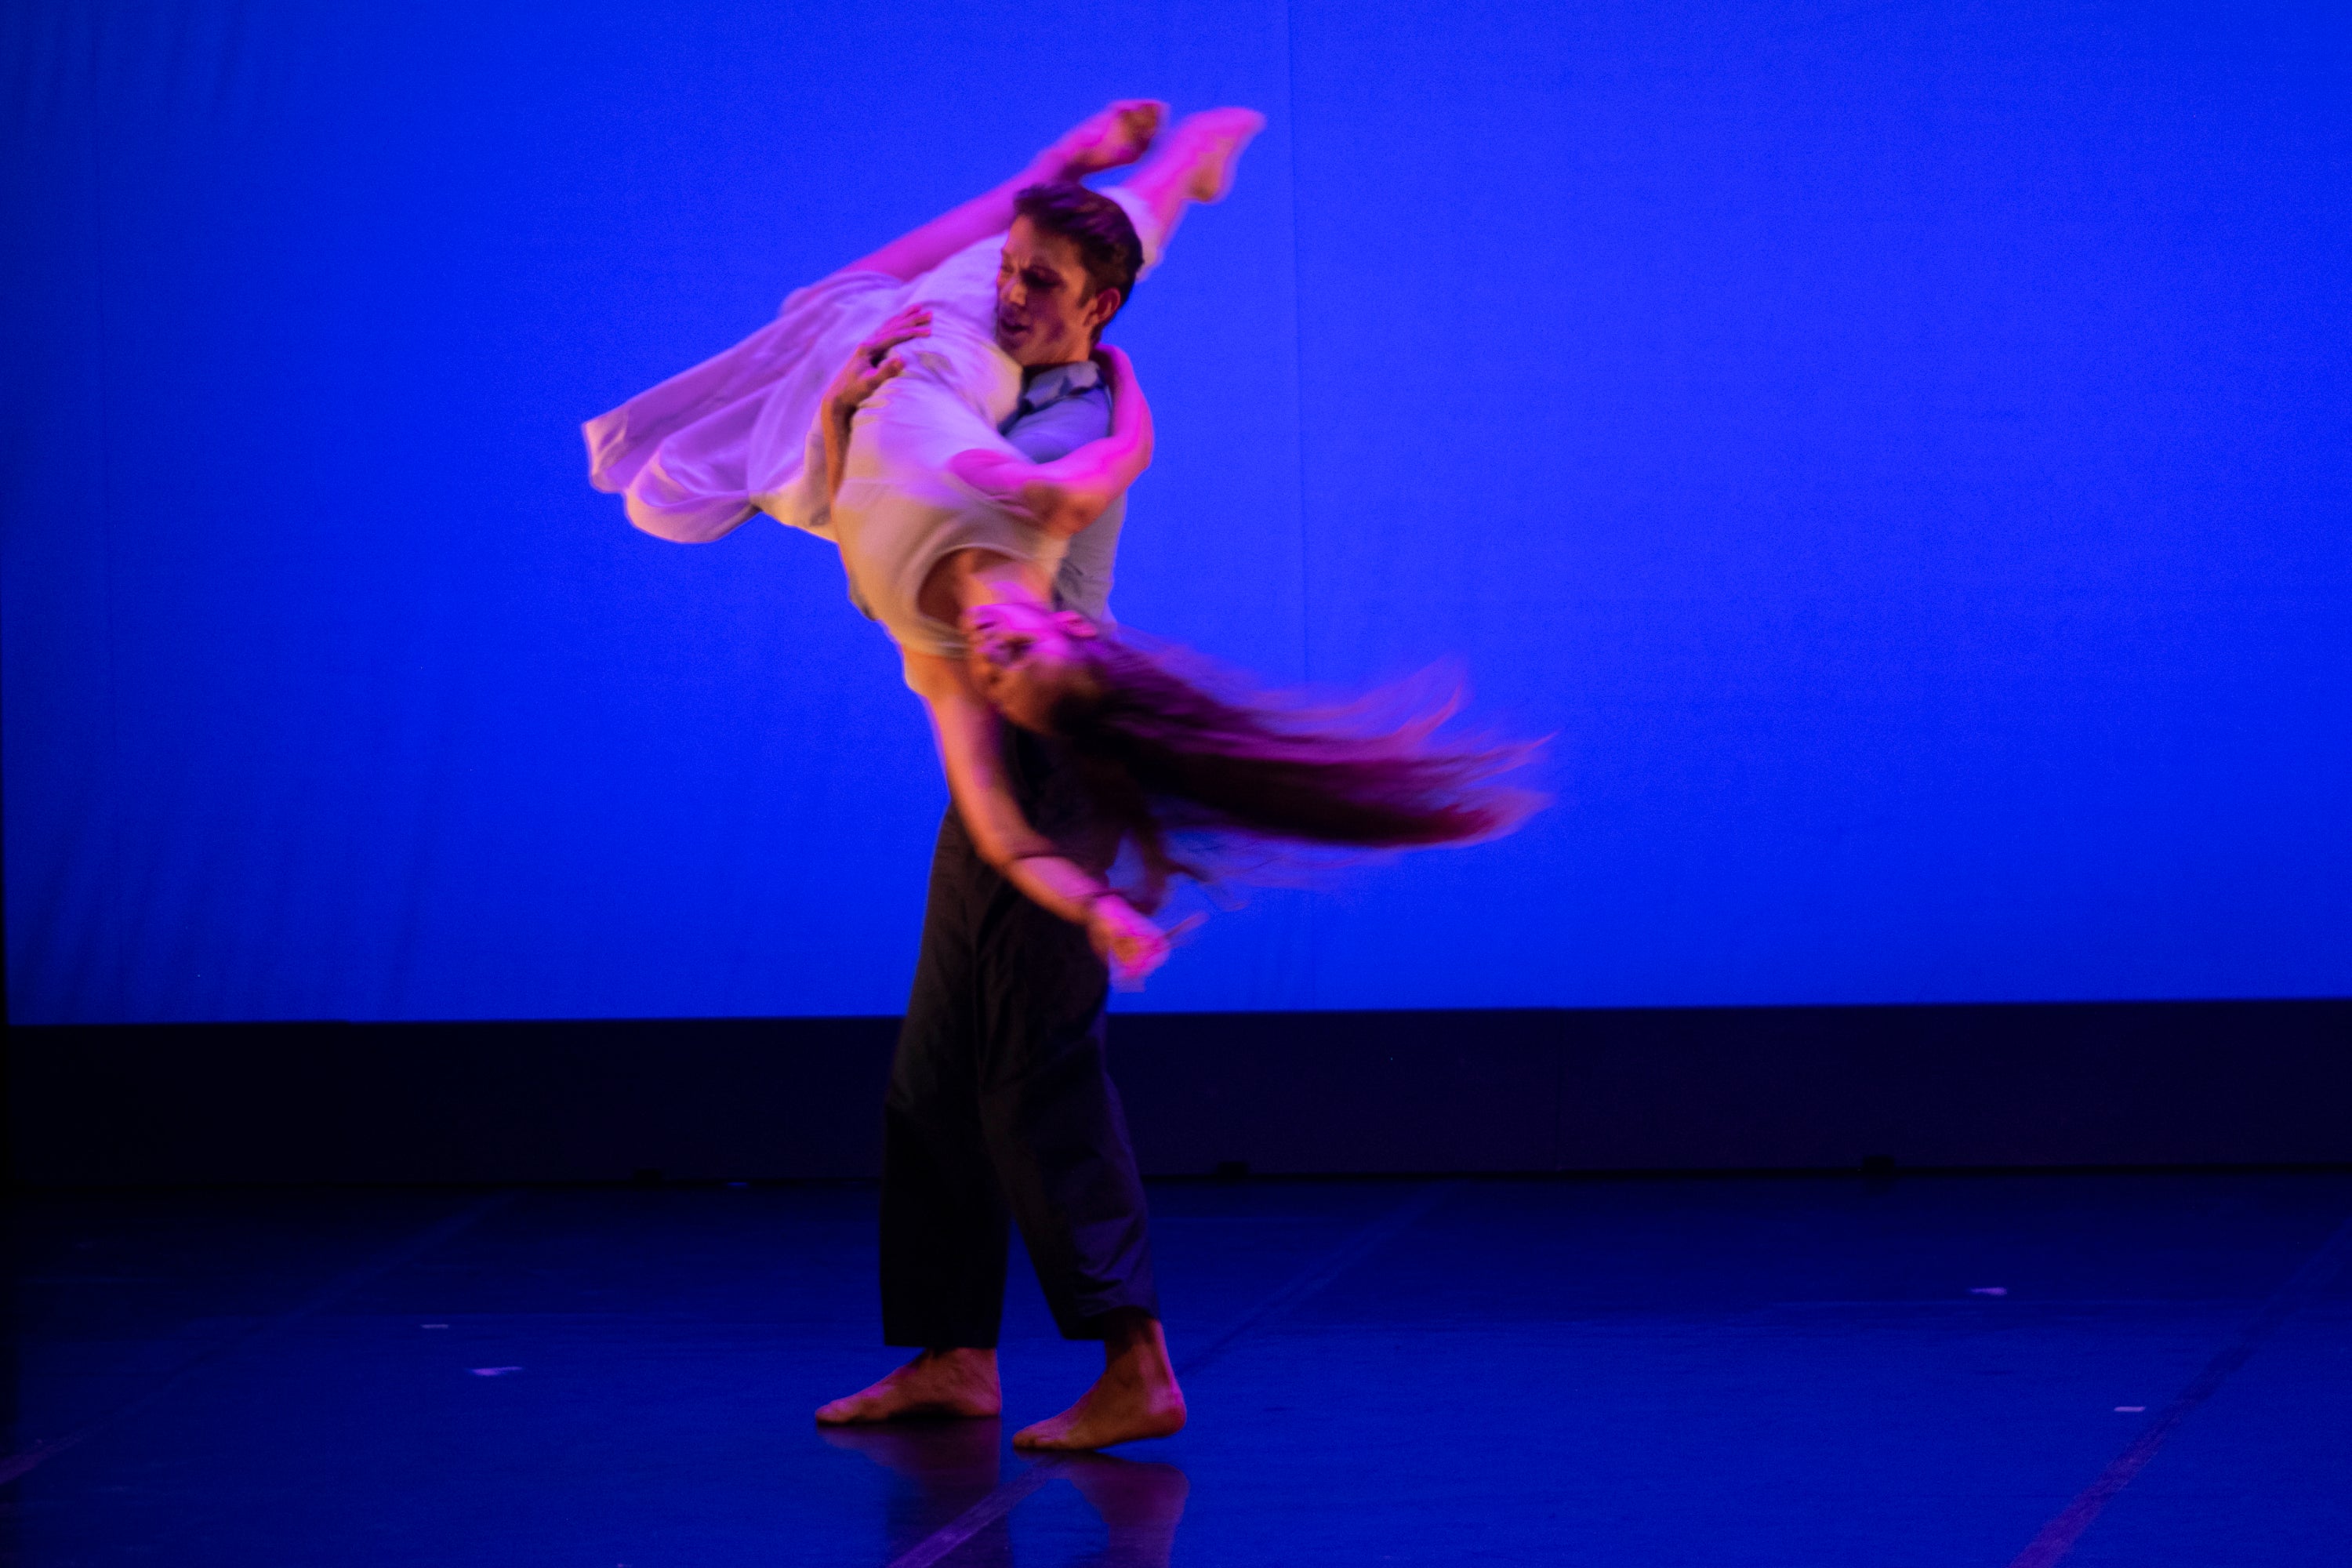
[
  {"xmin": 1163, "ymin": 107, "xmax": 1266, "ymax": 202},
  {"xmin": 1117, "ymin": 107, "xmax": 1268, "ymax": 250},
  {"xmin": 1048, "ymin": 100, "xmax": 1168, "ymax": 180},
  {"xmin": 815, "ymin": 1348, "xmax": 1002, "ymax": 1424}
]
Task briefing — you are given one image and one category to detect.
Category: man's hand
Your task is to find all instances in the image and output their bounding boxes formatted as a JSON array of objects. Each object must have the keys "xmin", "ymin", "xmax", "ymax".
[
  {"xmin": 825, "ymin": 307, "xmax": 932, "ymax": 422},
  {"xmin": 1087, "ymin": 895, "xmax": 1171, "ymax": 989}
]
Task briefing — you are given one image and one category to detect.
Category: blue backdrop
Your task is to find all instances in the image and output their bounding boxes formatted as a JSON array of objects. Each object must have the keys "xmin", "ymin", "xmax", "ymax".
[{"xmin": 4, "ymin": 0, "xmax": 2346, "ymax": 1024}]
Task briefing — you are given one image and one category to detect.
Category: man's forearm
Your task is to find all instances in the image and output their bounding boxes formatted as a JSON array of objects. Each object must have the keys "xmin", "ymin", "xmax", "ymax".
[
  {"xmin": 1016, "ymin": 370, "xmax": 1152, "ymax": 532},
  {"xmin": 954, "ymin": 354, "xmax": 1153, "ymax": 537}
]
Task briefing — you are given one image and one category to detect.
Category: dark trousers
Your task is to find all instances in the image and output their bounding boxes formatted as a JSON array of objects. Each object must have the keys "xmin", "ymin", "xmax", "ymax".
[{"xmin": 880, "ymin": 738, "xmax": 1158, "ymax": 1347}]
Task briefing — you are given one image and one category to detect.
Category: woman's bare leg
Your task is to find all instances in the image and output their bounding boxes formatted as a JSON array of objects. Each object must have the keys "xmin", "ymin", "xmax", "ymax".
[
  {"xmin": 846, "ymin": 100, "xmax": 1167, "ymax": 281},
  {"xmin": 1115, "ymin": 107, "xmax": 1267, "ymax": 259}
]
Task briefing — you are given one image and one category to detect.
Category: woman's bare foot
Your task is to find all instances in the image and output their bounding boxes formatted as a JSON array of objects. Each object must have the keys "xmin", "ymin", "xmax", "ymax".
[
  {"xmin": 1163, "ymin": 107, "xmax": 1266, "ymax": 202},
  {"xmin": 1048, "ymin": 100, "xmax": 1168, "ymax": 180},
  {"xmin": 1012, "ymin": 1312, "xmax": 1186, "ymax": 1451},
  {"xmin": 815, "ymin": 1348, "xmax": 1002, "ymax": 1425},
  {"xmin": 1116, "ymin": 107, "xmax": 1268, "ymax": 249}
]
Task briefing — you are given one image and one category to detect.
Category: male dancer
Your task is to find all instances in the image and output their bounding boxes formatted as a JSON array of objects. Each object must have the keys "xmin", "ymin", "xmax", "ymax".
[{"xmin": 814, "ymin": 105, "xmax": 1263, "ymax": 1452}]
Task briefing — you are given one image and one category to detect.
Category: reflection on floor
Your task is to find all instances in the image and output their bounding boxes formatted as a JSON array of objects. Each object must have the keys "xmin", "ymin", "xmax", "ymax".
[
  {"xmin": 823, "ymin": 1421, "xmax": 1188, "ymax": 1566},
  {"xmin": 4, "ymin": 1172, "xmax": 2347, "ymax": 1566}
]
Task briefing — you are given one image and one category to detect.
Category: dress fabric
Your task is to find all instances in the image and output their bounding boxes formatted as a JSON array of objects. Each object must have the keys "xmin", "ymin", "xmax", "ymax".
[
  {"xmin": 582, "ymin": 187, "xmax": 1160, "ymax": 662},
  {"xmin": 580, "ymin": 267, "xmax": 899, "ymax": 545}
]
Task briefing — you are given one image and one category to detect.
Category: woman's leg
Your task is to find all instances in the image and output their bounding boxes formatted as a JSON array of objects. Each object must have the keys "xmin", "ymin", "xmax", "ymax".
[
  {"xmin": 1109, "ymin": 107, "xmax": 1267, "ymax": 267},
  {"xmin": 846, "ymin": 100, "xmax": 1167, "ymax": 281}
]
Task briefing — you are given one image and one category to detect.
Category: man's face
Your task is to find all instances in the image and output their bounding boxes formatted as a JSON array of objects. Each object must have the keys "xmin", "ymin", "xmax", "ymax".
[{"xmin": 994, "ymin": 218, "xmax": 1119, "ymax": 368}]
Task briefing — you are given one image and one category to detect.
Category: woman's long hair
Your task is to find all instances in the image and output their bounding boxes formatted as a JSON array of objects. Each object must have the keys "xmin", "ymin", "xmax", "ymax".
[{"xmin": 1048, "ymin": 630, "xmax": 1544, "ymax": 909}]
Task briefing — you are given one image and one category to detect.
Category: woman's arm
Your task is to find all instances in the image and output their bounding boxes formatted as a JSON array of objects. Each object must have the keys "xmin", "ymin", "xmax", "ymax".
[
  {"xmin": 843, "ymin": 102, "xmax": 1164, "ymax": 281},
  {"xmin": 947, "ymin": 345, "xmax": 1154, "ymax": 538},
  {"xmin": 905, "ymin": 651, "xmax": 1171, "ymax": 983}
]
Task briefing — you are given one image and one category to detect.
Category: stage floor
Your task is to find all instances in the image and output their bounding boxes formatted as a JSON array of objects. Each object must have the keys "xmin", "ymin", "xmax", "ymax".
[{"xmin": 5, "ymin": 1172, "xmax": 2347, "ymax": 1565}]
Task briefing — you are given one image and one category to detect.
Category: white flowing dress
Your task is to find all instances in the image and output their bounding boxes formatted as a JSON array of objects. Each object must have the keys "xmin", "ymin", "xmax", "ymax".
[{"xmin": 583, "ymin": 188, "xmax": 1160, "ymax": 666}]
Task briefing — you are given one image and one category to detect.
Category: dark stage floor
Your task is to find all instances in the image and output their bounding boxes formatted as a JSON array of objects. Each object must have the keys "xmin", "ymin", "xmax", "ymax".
[{"xmin": 4, "ymin": 1172, "xmax": 2347, "ymax": 1566}]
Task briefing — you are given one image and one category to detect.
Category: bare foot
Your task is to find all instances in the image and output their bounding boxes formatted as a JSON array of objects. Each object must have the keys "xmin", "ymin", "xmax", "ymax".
[
  {"xmin": 1013, "ymin": 1314, "xmax": 1186, "ymax": 1451},
  {"xmin": 1050, "ymin": 100, "xmax": 1168, "ymax": 179},
  {"xmin": 815, "ymin": 1348, "xmax": 1001, "ymax": 1425},
  {"xmin": 1014, "ymin": 1365, "xmax": 1186, "ymax": 1451},
  {"xmin": 1166, "ymin": 107, "xmax": 1266, "ymax": 202}
]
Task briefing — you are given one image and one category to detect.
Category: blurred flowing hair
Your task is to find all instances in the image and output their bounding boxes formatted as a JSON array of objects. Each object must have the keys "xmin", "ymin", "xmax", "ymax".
[{"xmin": 1047, "ymin": 630, "xmax": 1545, "ymax": 909}]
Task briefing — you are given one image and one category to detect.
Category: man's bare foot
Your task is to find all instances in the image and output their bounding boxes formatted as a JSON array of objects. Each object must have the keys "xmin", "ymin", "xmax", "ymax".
[
  {"xmin": 815, "ymin": 1348, "xmax": 1001, "ymax": 1425},
  {"xmin": 1165, "ymin": 107, "xmax": 1266, "ymax": 202},
  {"xmin": 1049, "ymin": 100, "xmax": 1167, "ymax": 180},
  {"xmin": 1013, "ymin": 1364, "xmax": 1186, "ymax": 1451},
  {"xmin": 1013, "ymin": 1312, "xmax": 1186, "ymax": 1451}
]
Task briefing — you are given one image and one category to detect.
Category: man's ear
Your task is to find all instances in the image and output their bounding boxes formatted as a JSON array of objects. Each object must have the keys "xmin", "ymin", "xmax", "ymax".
[{"xmin": 1084, "ymin": 288, "xmax": 1123, "ymax": 333}]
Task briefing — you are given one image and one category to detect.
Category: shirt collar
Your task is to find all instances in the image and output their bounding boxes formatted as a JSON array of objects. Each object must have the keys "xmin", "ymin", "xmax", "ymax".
[{"xmin": 1018, "ymin": 358, "xmax": 1102, "ymax": 414}]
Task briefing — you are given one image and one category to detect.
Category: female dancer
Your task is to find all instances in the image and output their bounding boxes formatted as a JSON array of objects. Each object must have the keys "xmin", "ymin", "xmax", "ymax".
[{"xmin": 590, "ymin": 103, "xmax": 1530, "ymax": 982}]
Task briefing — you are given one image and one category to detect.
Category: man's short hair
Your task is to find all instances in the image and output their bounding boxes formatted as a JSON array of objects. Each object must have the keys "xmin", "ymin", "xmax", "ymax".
[{"xmin": 1013, "ymin": 182, "xmax": 1145, "ymax": 323}]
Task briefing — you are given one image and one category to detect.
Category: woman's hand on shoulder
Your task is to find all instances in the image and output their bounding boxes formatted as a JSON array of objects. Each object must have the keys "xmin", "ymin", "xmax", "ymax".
[{"xmin": 1087, "ymin": 895, "xmax": 1171, "ymax": 989}]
